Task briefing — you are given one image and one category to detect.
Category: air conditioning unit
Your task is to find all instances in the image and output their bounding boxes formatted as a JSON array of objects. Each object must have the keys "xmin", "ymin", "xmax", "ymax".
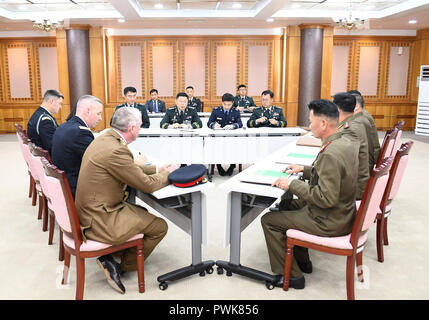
[{"xmin": 415, "ymin": 65, "xmax": 429, "ymax": 136}]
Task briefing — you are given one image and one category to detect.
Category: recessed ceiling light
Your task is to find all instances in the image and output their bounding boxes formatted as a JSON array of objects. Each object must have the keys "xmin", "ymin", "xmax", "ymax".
[
  {"xmin": 154, "ymin": 3, "xmax": 164, "ymax": 9},
  {"xmin": 266, "ymin": 18, "xmax": 274, "ymax": 23},
  {"xmin": 291, "ymin": 4, "xmax": 301, "ymax": 9},
  {"xmin": 232, "ymin": 3, "xmax": 242, "ymax": 9},
  {"xmin": 117, "ymin": 18, "xmax": 125, "ymax": 23},
  {"xmin": 408, "ymin": 19, "xmax": 417, "ymax": 24}
]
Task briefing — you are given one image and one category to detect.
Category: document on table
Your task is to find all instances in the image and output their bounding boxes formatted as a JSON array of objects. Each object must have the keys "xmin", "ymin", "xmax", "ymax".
[
  {"xmin": 239, "ymin": 162, "xmax": 300, "ymax": 186},
  {"xmin": 274, "ymin": 151, "xmax": 318, "ymax": 166}
]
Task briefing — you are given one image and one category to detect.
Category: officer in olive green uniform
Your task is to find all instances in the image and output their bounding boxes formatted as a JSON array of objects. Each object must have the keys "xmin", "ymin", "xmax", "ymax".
[
  {"xmin": 247, "ymin": 90, "xmax": 286, "ymax": 128},
  {"xmin": 233, "ymin": 84, "xmax": 256, "ymax": 113},
  {"xmin": 261, "ymin": 99, "xmax": 359, "ymax": 289},
  {"xmin": 335, "ymin": 93, "xmax": 370, "ymax": 199},
  {"xmin": 160, "ymin": 92, "xmax": 203, "ymax": 129},
  {"xmin": 348, "ymin": 90, "xmax": 381, "ymax": 172}
]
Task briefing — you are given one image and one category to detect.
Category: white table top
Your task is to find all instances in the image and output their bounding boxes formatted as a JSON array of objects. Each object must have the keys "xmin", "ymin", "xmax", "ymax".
[{"xmin": 138, "ymin": 127, "xmax": 306, "ymax": 137}]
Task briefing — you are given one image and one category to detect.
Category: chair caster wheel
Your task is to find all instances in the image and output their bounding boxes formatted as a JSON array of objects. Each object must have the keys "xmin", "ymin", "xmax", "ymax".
[
  {"xmin": 159, "ymin": 282, "xmax": 168, "ymax": 290},
  {"xmin": 199, "ymin": 271, "xmax": 206, "ymax": 277},
  {"xmin": 265, "ymin": 281, "xmax": 275, "ymax": 290},
  {"xmin": 206, "ymin": 267, "xmax": 214, "ymax": 274},
  {"xmin": 217, "ymin": 267, "xmax": 224, "ymax": 275},
  {"xmin": 226, "ymin": 270, "xmax": 232, "ymax": 277}
]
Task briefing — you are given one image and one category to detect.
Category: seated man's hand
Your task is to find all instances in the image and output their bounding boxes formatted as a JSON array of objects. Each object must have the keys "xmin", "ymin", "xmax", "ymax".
[
  {"xmin": 269, "ymin": 118, "xmax": 278, "ymax": 126},
  {"xmin": 159, "ymin": 164, "xmax": 180, "ymax": 173},
  {"xmin": 256, "ymin": 116, "xmax": 267, "ymax": 124},
  {"xmin": 171, "ymin": 123, "xmax": 180, "ymax": 129},
  {"xmin": 213, "ymin": 122, "xmax": 221, "ymax": 129},
  {"xmin": 237, "ymin": 106, "xmax": 244, "ymax": 112},
  {"xmin": 284, "ymin": 164, "xmax": 304, "ymax": 174},
  {"xmin": 271, "ymin": 177, "xmax": 290, "ymax": 190},
  {"xmin": 224, "ymin": 124, "xmax": 234, "ymax": 130},
  {"xmin": 134, "ymin": 154, "xmax": 147, "ymax": 167},
  {"xmin": 247, "ymin": 107, "xmax": 255, "ymax": 112}
]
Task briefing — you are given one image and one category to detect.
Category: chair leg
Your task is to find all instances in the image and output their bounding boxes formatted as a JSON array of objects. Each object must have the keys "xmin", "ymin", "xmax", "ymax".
[
  {"xmin": 62, "ymin": 250, "xmax": 71, "ymax": 285},
  {"xmin": 346, "ymin": 255, "xmax": 356, "ymax": 300},
  {"xmin": 28, "ymin": 174, "xmax": 33, "ymax": 198},
  {"xmin": 383, "ymin": 216, "xmax": 389, "ymax": 246},
  {"xmin": 239, "ymin": 164, "xmax": 242, "ymax": 172},
  {"xmin": 37, "ymin": 194, "xmax": 43, "ymax": 220},
  {"xmin": 59, "ymin": 230, "xmax": 65, "ymax": 261},
  {"xmin": 282, "ymin": 242, "xmax": 294, "ymax": 291},
  {"xmin": 32, "ymin": 181, "xmax": 37, "ymax": 206},
  {"xmin": 42, "ymin": 195, "xmax": 48, "ymax": 232},
  {"xmin": 211, "ymin": 164, "xmax": 215, "ymax": 175},
  {"xmin": 48, "ymin": 211, "xmax": 55, "ymax": 245},
  {"xmin": 75, "ymin": 256, "xmax": 85, "ymax": 300},
  {"xmin": 376, "ymin": 217, "xmax": 385, "ymax": 263},
  {"xmin": 356, "ymin": 251, "xmax": 364, "ymax": 282},
  {"xmin": 136, "ymin": 241, "xmax": 145, "ymax": 293}
]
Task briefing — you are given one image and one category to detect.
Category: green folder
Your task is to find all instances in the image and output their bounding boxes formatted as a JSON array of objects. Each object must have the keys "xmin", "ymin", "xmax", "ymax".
[
  {"xmin": 286, "ymin": 153, "xmax": 316, "ymax": 159},
  {"xmin": 254, "ymin": 169, "xmax": 289, "ymax": 178}
]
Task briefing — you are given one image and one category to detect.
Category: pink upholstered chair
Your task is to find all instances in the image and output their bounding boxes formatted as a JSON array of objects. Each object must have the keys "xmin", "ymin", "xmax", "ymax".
[
  {"xmin": 375, "ymin": 141, "xmax": 413, "ymax": 262},
  {"xmin": 40, "ymin": 158, "xmax": 145, "ymax": 300},
  {"xmin": 282, "ymin": 157, "xmax": 393, "ymax": 300},
  {"xmin": 376, "ymin": 127, "xmax": 398, "ymax": 168},
  {"xmin": 391, "ymin": 120, "xmax": 405, "ymax": 158},
  {"xmin": 15, "ymin": 127, "xmax": 35, "ymax": 202}
]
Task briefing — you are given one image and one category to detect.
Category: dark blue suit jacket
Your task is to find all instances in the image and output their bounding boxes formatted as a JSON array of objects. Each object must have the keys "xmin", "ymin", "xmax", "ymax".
[
  {"xmin": 145, "ymin": 99, "xmax": 166, "ymax": 113},
  {"xmin": 27, "ymin": 106, "xmax": 58, "ymax": 154},
  {"xmin": 51, "ymin": 116, "xmax": 94, "ymax": 198},
  {"xmin": 207, "ymin": 106, "xmax": 243, "ymax": 129}
]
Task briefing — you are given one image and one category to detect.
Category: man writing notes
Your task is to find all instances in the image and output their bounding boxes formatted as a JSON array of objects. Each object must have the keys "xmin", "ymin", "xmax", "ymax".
[
  {"xmin": 160, "ymin": 92, "xmax": 202, "ymax": 129},
  {"xmin": 27, "ymin": 89, "xmax": 64, "ymax": 154},
  {"xmin": 51, "ymin": 95, "xmax": 103, "ymax": 198},
  {"xmin": 111, "ymin": 86, "xmax": 150, "ymax": 128},
  {"xmin": 261, "ymin": 99, "xmax": 359, "ymax": 290},
  {"xmin": 76, "ymin": 107, "xmax": 179, "ymax": 294},
  {"xmin": 145, "ymin": 89, "xmax": 166, "ymax": 113},
  {"xmin": 247, "ymin": 90, "xmax": 287, "ymax": 128},
  {"xmin": 233, "ymin": 84, "xmax": 256, "ymax": 113},
  {"xmin": 207, "ymin": 93, "xmax": 243, "ymax": 176}
]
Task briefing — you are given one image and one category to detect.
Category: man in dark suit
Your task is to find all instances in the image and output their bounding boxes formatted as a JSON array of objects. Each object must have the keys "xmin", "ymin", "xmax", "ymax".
[
  {"xmin": 27, "ymin": 89, "xmax": 64, "ymax": 154},
  {"xmin": 111, "ymin": 86, "xmax": 150, "ymax": 128},
  {"xmin": 186, "ymin": 86, "xmax": 202, "ymax": 112},
  {"xmin": 145, "ymin": 89, "xmax": 166, "ymax": 113},
  {"xmin": 207, "ymin": 93, "xmax": 243, "ymax": 176},
  {"xmin": 51, "ymin": 95, "xmax": 103, "ymax": 198}
]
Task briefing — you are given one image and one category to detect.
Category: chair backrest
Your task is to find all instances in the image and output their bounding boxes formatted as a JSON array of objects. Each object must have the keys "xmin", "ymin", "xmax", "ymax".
[
  {"xmin": 376, "ymin": 127, "xmax": 398, "ymax": 167},
  {"xmin": 380, "ymin": 141, "xmax": 413, "ymax": 210},
  {"xmin": 41, "ymin": 158, "xmax": 83, "ymax": 247},
  {"xmin": 28, "ymin": 143, "xmax": 51, "ymax": 196},
  {"xmin": 391, "ymin": 120, "xmax": 405, "ymax": 157},
  {"xmin": 350, "ymin": 157, "xmax": 393, "ymax": 247}
]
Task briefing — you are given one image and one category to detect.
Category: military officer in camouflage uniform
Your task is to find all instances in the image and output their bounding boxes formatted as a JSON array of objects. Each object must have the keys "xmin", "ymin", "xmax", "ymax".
[
  {"xmin": 247, "ymin": 90, "xmax": 287, "ymax": 128},
  {"xmin": 261, "ymin": 99, "xmax": 359, "ymax": 289},
  {"xmin": 233, "ymin": 84, "xmax": 256, "ymax": 113},
  {"xmin": 27, "ymin": 89, "xmax": 64, "ymax": 154},
  {"xmin": 349, "ymin": 90, "xmax": 381, "ymax": 172},
  {"xmin": 160, "ymin": 92, "xmax": 202, "ymax": 129},
  {"xmin": 185, "ymin": 86, "xmax": 202, "ymax": 112},
  {"xmin": 111, "ymin": 86, "xmax": 150, "ymax": 128},
  {"xmin": 334, "ymin": 92, "xmax": 370, "ymax": 199}
]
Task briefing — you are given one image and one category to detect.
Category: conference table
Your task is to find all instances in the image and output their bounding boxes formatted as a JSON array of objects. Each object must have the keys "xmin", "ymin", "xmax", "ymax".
[{"xmin": 215, "ymin": 136, "xmax": 320, "ymax": 289}]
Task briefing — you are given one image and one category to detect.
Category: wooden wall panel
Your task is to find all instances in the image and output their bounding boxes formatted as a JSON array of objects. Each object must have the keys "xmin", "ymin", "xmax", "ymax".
[{"xmin": 181, "ymin": 43, "xmax": 208, "ymax": 98}]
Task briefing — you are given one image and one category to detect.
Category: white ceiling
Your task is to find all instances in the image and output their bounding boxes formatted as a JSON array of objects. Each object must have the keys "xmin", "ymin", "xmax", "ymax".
[{"xmin": 0, "ymin": 0, "xmax": 428, "ymax": 31}]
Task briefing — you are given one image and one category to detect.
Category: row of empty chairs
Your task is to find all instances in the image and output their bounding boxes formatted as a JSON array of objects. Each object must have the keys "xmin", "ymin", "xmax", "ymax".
[
  {"xmin": 282, "ymin": 120, "xmax": 413, "ymax": 300},
  {"xmin": 14, "ymin": 123, "xmax": 145, "ymax": 300}
]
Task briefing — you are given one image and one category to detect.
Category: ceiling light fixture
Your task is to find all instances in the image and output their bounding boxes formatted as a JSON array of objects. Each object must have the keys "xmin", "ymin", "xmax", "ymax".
[
  {"xmin": 232, "ymin": 3, "xmax": 242, "ymax": 9},
  {"xmin": 408, "ymin": 19, "xmax": 417, "ymax": 24},
  {"xmin": 32, "ymin": 18, "xmax": 63, "ymax": 32},
  {"xmin": 266, "ymin": 18, "xmax": 274, "ymax": 23},
  {"xmin": 154, "ymin": 3, "xmax": 164, "ymax": 9},
  {"xmin": 117, "ymin": 18, "xmax": 125, "ymax": 23},
  {"xmin": 334, "ymin": 1, "xmax": 365, "ymax": 31}
]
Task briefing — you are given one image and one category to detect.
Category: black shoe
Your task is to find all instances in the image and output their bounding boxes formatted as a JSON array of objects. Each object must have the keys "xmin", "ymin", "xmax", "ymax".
[
  {"xmin": 297, "ymin": 260, "xmax": 313, "ymax": 274},
  {"xmin": 226, "ymin": 164, "xmax": 236, "ymax": 176},
  {"xmin": 216, "ymin": 164, "xmax": 226, "ymax": 176},
  {"xmin": 97, "ymin": 255, "xmax": 126, "ymax": 294},
  {"xmin": 269, "ymin": 203, "xmax": 280, "ymax": 212},
  {"xmin": 273, "ymin": 274, "xmax": 305, "ymax": 289}
]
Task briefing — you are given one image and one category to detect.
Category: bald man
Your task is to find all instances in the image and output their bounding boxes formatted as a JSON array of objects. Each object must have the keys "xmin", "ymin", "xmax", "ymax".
[{"xmin": 51, "ymin": 95, "xmax": 103, "ymax": 198}]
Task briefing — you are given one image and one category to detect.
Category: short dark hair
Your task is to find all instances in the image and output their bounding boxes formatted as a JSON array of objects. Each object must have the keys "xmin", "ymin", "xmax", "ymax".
[
  {"xmin": 149, "ymin": 89, "xmax": 158, "ymax": 95},
  {"xmin": 348, "ymin": 90, "xmax": 364, "ymax": 108},
  {"xmin": 222, "ymin": 93, "xmax": 234, "ymax": 102},
  {"xmin": 261, "ymin": 90, "xmax": 274, "ymax": 98},
  {"xmin": 185, "ymin": 86, "xmax": 194, "ymax": 90},
  {"xmin": 43, "ymin": 89, "xmax": 64, "ymax": 101},
  {"xmin": 238, "ymin": 84, "xmax": 247, "ymax": 90},
  {"xmin": 123, "ymin": 86, "xmax": 137, "ymax": 95},
  {"xmin": 308, "ymin": 99, "xmax": 339, "ymax": 121},
  {"xmin": 333, "ymin": 92, "xmax": 356, "ymax": 113},
  {"xmin": 176, "ymin": 92, "xmax": 189, "ymax": 100}
]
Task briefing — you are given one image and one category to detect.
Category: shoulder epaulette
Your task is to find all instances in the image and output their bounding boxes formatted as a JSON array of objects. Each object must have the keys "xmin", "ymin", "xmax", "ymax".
[
  {"xmin": 79, "ymin": 126, "xmax": 91, "ymax": 131},
  {"xmin": 41, "ymin": 116, "xmax": 53, "ymax": 121},
  {"xmin": 344, "ymin": 121, "xmax": 350, "ymax": 129}
]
